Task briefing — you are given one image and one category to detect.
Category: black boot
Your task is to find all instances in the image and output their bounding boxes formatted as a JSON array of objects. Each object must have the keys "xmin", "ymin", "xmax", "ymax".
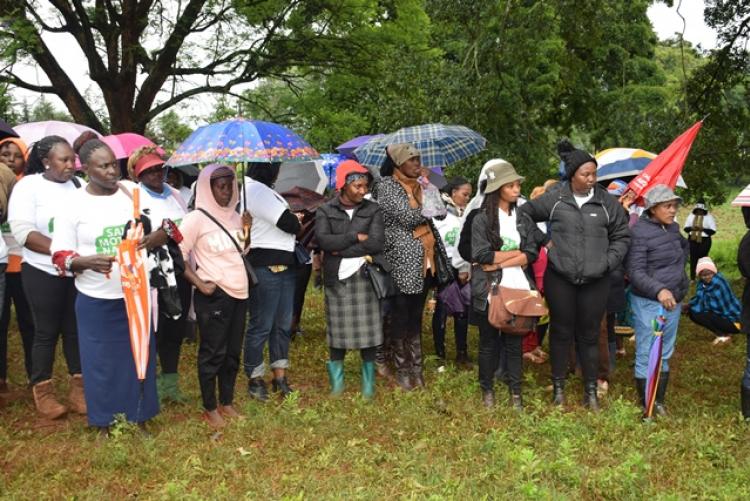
[
  {"xmin": 583, "ymin": 381, "xmax": 600, "ymax": 411},
  {"xmin": 741, "ymin": 384, "xmax": 750, "ymax": 421},
  {"xmin": 392, "ymin": 338, "xmax": 413, "ymax": 391},
  {"xmin": 654, "ymin": 372, "xmax": 669, "ymax": 417},
  {"xmin": 552, "ymin": 378, "xmax": 565, "ymax": 406},
  {"xmin": 408, "ymin": 334, "xmax": 425, "ymax": 388},
  {"xmin": 635, "ymin": 378, "xmax": 647, "ymax": 411}
]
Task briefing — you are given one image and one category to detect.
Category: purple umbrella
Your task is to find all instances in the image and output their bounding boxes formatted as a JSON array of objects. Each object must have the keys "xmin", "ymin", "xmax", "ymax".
[
  {"xmin": 335, "ymin": 134, "xmax": 384, "ymax": 158},
  {"xmin": 645, "ymin": 307, "xmax": 666, "ymax": 419}
]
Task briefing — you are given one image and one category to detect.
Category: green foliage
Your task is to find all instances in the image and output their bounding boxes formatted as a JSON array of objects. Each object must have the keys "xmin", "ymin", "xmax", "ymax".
[{"xmin": 151, "ymin": 110, "xmax": 194, "ymax": 154}]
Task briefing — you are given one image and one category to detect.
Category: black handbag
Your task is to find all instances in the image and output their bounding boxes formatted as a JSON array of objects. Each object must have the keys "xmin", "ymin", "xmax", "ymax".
[
  {"xmin": 197, "ymin": 209, "xmax": 258, "ymax": 289},
  {"xmin": 294, "ymin": 241, "xmax": 311, "ymax": 265},
  {"xmin": 363, "ymin": 262, "xmax": 397, "ymax": 299}
]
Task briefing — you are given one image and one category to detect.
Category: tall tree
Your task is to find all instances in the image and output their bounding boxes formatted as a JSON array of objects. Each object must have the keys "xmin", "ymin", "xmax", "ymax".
[{"xmin": 0, "ymin": 0, "xmax": 427, "ymax": 134}]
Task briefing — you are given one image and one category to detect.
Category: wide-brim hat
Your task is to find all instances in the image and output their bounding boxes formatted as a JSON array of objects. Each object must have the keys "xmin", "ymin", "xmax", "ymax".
[{"xmin": 484, "ymin": 160, "xmax": 524, "ymax": 194}]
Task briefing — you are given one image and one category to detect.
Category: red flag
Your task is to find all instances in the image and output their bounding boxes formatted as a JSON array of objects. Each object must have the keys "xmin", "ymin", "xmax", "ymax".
[{"xmin": 627, "ymin": 120, "xmax": 703, "ymax": 199}]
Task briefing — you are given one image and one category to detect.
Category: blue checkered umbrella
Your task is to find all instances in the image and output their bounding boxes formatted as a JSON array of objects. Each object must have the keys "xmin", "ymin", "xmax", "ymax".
[{"xmin": 353, "ymin": 124, "xmax": 486, "ymax": 173}]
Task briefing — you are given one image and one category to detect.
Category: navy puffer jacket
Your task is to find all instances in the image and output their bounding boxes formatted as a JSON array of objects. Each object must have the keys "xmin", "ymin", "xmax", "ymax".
[{"xmin": 626, "ymin": 213, "xmax": 689, "ymax": 301}]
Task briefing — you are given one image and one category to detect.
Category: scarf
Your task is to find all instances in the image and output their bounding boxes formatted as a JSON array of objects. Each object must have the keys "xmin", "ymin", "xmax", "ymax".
[{"xmin": 393, "ymin": 169, "xmax": 435, "ymax": 277}]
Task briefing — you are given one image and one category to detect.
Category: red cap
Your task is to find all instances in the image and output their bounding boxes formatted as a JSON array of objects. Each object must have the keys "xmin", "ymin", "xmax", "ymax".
[
  {"xmin": 134, "ymin": 153, "xmax": 165, "ymax": 177},
  {"xmin": 335, "ymin": 160, "xmax": 369, "ymax": 190}
]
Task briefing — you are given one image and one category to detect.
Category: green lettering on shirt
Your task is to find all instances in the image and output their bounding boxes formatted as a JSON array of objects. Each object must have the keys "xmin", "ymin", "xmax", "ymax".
[
  {"xmin": 0, "ymin": 222, "xmax": 9, "ymax": 235},
  {"xmin": 444, "ymin": 228, "xmax": 458, "ymax": 246},
  {"xmin": 501, "ymin": 237, "xmax": 519, "ymax": 252},
  {"xmin": 95, "ymin": 224, "xmax": 126, "ymax": 255},
  {"xmin": 48, "ymin": 218, "xmax": 54, "ymax": 234}
]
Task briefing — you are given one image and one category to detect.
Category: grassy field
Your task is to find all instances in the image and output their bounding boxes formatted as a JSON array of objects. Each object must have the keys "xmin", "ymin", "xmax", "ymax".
[{"xmin": 2, "ymin": 199, "xmax": 750, "ymax": 499}]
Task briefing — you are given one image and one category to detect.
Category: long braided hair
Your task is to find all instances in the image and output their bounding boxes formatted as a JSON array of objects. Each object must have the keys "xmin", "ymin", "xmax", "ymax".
[
  {"xmin": 481, "ymin": 186, "xmax": 516, "ymax": 251},
  {"xmin": 25, "ymin": 135, "xmax": 70, "ymax": 175}
]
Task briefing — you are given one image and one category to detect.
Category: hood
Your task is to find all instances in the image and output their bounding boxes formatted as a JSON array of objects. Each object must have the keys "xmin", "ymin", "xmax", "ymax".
[{"xmin": 195, "ymin": 163, "xmax": 239, "ymax": 226}]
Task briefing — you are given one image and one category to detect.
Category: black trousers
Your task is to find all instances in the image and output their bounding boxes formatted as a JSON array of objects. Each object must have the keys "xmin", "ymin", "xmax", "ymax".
[
  {"xmin": 330, "ymin": 346, "xmax": 376, "ymax": 362},
  {"xmin": 22, "ymin": 264, "xmax": 80, "ymax": 384},
  {"xmin": 477, "ymin": 311, "xmax": 522, "ymax": 393},
  {"xmin": 0, "ymin": 272, "xmax": 35, "ymax": 380},
  {"xmin": 292, "ymin": 264, "xmax": 312, "ymax": 328},
  {"xmin": 544, "ymin": 268, "xmax": 609, "ymax": 384},
  {"xmin": 432, "ymin": 298, "xmax": 468, "ymax": 358},
  {"xmin": 195, "ymin": 287, "xmax": 248, "ymax": 411},
  {"xmin": 688, "ymin": 310, "xmax": 740, "ymax": 336},
  {"xmin": 689, "ymin": 237, "xmax": 712, "ymax": 280},
  {"xmin": 390, "ymin": 291, "xmax": 428, "ymax": 340},
  {"xmin": 155, "ymin": 276, "xmax": 191, "ymax": 374}
]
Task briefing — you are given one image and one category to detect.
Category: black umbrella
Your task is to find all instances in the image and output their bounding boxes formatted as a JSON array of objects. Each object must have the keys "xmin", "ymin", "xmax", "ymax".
[{"xmin": 0, "ymin": 119, "xmax": 19, "ymax": 142}]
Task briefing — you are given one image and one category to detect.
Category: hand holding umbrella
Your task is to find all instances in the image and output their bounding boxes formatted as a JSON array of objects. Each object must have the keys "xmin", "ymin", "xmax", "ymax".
[{"xmin": 645, "ymin": 308, "xmax": 667, "ymax": 419}]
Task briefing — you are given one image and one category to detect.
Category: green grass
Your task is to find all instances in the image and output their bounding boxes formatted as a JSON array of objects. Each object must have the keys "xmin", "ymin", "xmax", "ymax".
[{"xmin": 1, "ymin": 193, "xmax": 749, "ymax": 499}]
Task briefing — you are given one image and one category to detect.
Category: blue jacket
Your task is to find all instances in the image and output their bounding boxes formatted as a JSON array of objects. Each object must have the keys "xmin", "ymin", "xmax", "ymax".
[
  {"xmin": 689, "ymin": 272, "xmax": 741, "ymax": 322},
  {"xmin": 626, "ymin": 213, "xmax": 689, "ymax": 301}
]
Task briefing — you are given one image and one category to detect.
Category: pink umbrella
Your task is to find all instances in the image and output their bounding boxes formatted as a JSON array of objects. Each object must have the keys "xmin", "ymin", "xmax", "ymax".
[
  {"xmin": 102, "ymin": 133, "xmax": 165, "ymax": 160},
  {"xmin": 14, "ymin": 120, "xmax": 101, "ymax": 147}
]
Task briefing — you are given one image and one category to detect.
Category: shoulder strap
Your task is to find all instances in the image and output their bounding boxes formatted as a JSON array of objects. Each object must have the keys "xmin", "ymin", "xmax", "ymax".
[
  {"xmin": 197, "ymin": 208, "xmax": 244, "ymax": 256},
  {"xmin": 71, "ymin": 176, "xmax": 81, "ymax": 189}
]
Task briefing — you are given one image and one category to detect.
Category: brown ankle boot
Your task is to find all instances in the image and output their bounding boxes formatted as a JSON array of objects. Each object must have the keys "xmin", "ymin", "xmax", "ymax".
[
  {"xmin": 68, "ymin": 374, "xmax": 87, "ymax": 415},
  {"xmin": 33, "ymin": 380, "xmax": 68, "ymax": 419}
]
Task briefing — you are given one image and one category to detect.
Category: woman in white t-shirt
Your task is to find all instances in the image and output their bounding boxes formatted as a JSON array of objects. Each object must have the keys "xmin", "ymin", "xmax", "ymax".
[
  {"xmin": 127, "ymin": 147, "xmax": 190, "ymax": 404},
  {"xmin": 9, "ymin": 135, "xmax": 86, "ymax": 420},
  {"xmin": 242, "ymin": 163, "xmax": 301, "ymax": 401},
  {"xmin": 50, "ymin": 137, "xmax": 169, "ymax": 432}
]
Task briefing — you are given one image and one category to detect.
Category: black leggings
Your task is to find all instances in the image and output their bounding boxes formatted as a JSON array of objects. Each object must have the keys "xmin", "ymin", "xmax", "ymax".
[
  {"xmin": 0, "ymin": 272, "xmax": 35, "ymax": 380},
  {"xmin": 688, "ymin": 310, "xmax": 740, "ymax": 337},
  {"xmin": 155, "ymin": 276, "xmax": 191, "ymax": 374},
  {"xmin": 22, "ymin": 264, "xmax": 80, "ymax": 384},
  {"xmin": 389, "ymin": 291, "xmax": 428, "ymax": 340},
  {"xmin": 432, "ymin": 298, "xmax": 468, "ymax": 357},
  {"xmin": 329, "ymin": 346, "xmax": 376, "ymax": 362},
  {"xmin": 689, "ymin": 238, "xmax": 712, "ymax": 280},
  {"xmin": 544, "ymin": 268, "xmax": 609, "ymax": 384},
  {"xmin": 477, "ymin": 312, "xmax": 522, "ymax": 393}
]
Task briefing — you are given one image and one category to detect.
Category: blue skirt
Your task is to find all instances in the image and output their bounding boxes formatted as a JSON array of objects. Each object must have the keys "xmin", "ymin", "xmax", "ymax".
[{"xmin": 76, "ymin": 293, "xmax": 159, "ymax": 427}]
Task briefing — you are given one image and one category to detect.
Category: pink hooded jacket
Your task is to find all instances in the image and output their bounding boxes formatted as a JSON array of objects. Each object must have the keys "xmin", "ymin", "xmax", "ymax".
[{"xmin": 179, "ymin": 164, "xmax": 248, "ymax": 299}]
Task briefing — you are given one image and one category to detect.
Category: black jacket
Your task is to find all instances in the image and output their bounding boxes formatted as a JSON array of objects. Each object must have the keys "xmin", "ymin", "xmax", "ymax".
[
  {"xmin": 315, "ymin": 197, "xmax": 389, "ymax": 288},
  {"xmin": 626, "ymin": 213, "xmax": 689, "ymax": 302},
  {"xmin": 469, "ymin": 209, "xmax": 540, "ymax": 313},
  {"xmin": 518, "ymin": 182, "xmax": 630, "ymax": 285}
]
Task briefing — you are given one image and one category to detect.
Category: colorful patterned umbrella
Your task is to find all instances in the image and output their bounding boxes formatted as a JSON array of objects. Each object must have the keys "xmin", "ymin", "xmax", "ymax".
[
  {"xmin": 595, "ymin": 147, "xmax": 687, "ymax": 188},
  {"xmin": 117, "ymin": 188, "xmax": 152, "ymax": 382},
  {"xmin": 353, "ymin": 123, "xmax": 487, "ymax": 172},
  {"xmin": 166, "ymin": 118, "xmax": 319, "ymax": 167},
  {"xmin": 644, "ymin": 307, "xmax": 667, "ymax": 419},
  {"xmin": 14, "ymin": 120, "xmax": 101, "ymax": 147}
]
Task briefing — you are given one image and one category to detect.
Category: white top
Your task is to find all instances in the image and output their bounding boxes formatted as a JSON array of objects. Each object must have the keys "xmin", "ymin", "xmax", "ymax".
[
  {"xmin": 178, "ymin": 186, "xmax": 193, "ymax": 207},
  {"xmin": 9, "ymin": 174, "xmax": 85, "ymax": 276},
  {"xmin": 0, "ymin": 236, "xmax": 8, "ymax": 264},
  {"xmin": 51, "ymin": 181, "xmax": 151, "ymax": 299},
  {"xmin": 338, "ymin": 208, "xmax": 365, "ymax": 280},
  {"xmin": 684, "ymin": 213, "xmax": 717, "ymax": 238},
  {"xmin": 140, "ymin": 184, "xmax": 187, "ymax": 227},
  {"xmin": 242, "ymin": 178, "xmax": 295, "ymax": 252},
  {"xmin": 573, "ymin": 190, "xmax": 594, "ymax": 208},
  {"xmin": 1, "ymin": 221, "xmax": 21, "ymax": 259},
  {"xmin": 434, "ymin": 211, "xmax": 461, "ymax": 261},
  {"xmin": 498, "ymin": 208, "xmax": 529, "ymax": 290}
]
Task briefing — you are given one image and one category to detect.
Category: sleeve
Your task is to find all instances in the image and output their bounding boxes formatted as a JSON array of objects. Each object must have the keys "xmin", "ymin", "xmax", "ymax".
[
  {"xmin": 704, "ymin": 214, "xmax": 717, "ymax": 235},
  {"xmin": 245, "ymin": 182, "xmax": 286, "ymax": 225},
  {"xmin": 517, "ymin": 212, "xmax": 540, "ymax": 266},
  {"xmin": 338, "ymin": 206, "xmax": 385, "ymax": 258},
  {"xmin": 517, "ymin": 191, "xmax": 553, "ymax": 223},
  {"xmin": 314, "ymin": 208, "xmax": 358, "ymax": 253},
  {"xmin": 276, "ymin": 209, "xmax": 302, "ymax": 235},
  {"xmin": 625, "ymin": 228, "xmax": 664, "ymax": 300},
  {"xmin": 470, "ymin": 213, "xmax": 495, "ymax": 265},
  {"xmin": 49, "ymin": 206, "xmax": 78, "ymax": 256},
  {"xmin": 683, "ymin": 213, "xmax": 695, "ymax": 233},
  {"xmin": 605, "ymin": 199, "xmax": 631, "ymax": 272},
  {"xmin": 178, "ymin": 212, "xmax": 200, "ymax": 260},
  {"xmin": 8, "ymin": 178, "xmax": 37, "ymax": 246},
  {"xmin": 377, "ymin": 181, "xmax": 427, "ymax": 231}
]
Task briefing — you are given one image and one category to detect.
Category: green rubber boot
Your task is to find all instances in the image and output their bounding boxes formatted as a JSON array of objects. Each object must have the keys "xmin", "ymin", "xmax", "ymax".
[
  {"xmin": 326, "ymin": 361, "xmax": 345, "ymax": 396},
  {"xmin": 361, "ymin": 361, "xmax": 376, "ymax": 400},
  {"xmin": 160, "ymin": 372, "xmax": 187, "ymax": 404}
]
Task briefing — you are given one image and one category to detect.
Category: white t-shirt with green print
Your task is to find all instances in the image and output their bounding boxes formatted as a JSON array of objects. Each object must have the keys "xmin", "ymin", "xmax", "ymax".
[{"xmin": 8, "ymin": 173, "xmax": 84, "ymax": 276}]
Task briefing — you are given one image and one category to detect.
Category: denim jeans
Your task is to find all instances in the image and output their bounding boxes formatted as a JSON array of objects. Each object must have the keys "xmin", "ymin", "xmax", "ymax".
[
  {"xmin": 631, "ymin": 294, "xmax": 681, "ymax": 379},
  {"xmin": 243, "ymin": 266, "xmax": 295, "ymax": 379}
]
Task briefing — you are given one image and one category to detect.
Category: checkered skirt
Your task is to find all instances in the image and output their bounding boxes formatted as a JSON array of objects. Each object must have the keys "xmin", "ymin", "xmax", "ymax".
[{"xmin": 325, "ymin": 269, "xmax": 383, "ymax": 349}]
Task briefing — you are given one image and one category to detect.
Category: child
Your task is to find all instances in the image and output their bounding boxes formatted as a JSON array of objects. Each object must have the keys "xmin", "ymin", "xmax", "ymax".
[{"xmin": 687, "ymin": 257, "xmax": 742, "ymax": 345}]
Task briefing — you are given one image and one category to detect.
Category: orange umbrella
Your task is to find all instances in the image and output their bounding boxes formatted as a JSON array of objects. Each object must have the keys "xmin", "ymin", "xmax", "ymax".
[{"xmin": 117, "ymin": 188, "xmax": 152, "ymax": 381}]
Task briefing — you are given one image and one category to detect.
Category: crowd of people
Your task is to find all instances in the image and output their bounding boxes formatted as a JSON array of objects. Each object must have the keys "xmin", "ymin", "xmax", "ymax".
[{"xmin": 0, "ymin": 132, "xmax": 748, "ymax": 432}]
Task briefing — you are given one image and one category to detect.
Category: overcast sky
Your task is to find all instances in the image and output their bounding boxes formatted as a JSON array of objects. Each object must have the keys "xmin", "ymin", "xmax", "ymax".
[{"xmin": 8, "ymin": 1, "xmax": 719, "ymax": 127}]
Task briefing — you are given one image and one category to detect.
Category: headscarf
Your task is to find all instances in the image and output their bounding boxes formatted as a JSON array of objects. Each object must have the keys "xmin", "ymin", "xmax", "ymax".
[
  {"xmin": 195, "ymin": 164, "xmax": 240, "ymax": 228},
  {"xmin": 0, "ymin": 137, "xmax": 29, "ymax": 159}
]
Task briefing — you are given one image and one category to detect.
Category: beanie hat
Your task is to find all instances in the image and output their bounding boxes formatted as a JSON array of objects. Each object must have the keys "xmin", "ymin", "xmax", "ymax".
[
  {"xmin": 557, "ymin": 139, "xmax": 596, "ymax": 180},
  {"xmin": 335, "ymin": 159, "xmax": 370, "ymax": 190},
  {"xmin": 696, "ymin": 256, "xmax": 718, "ymax": 276}
]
